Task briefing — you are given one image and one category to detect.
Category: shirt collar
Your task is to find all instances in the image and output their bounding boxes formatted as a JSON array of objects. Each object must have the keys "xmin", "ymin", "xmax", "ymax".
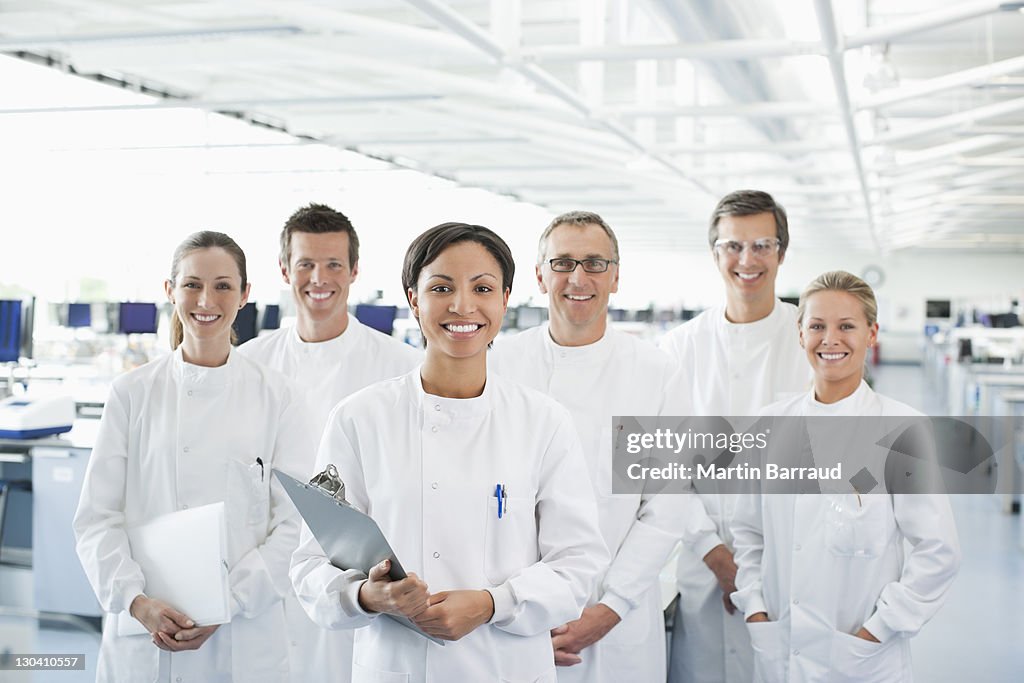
[
  {"xmin": 719, "ymin": 299, "xmax": 785, "ymax": 335},
  {"xmin": 406, "ymin": 366, "xmax": 493, "ymax": 418},
  {"xmin": 172, "ymin": 345, "xmax": 235, "ymax": 386},
  {"xmin": 288, "ymin": 317, "xmax": 363, "ymax": 355},
  {"xmin": 540, "ymin": 322, "xmax": 614, "ymax": 363}
]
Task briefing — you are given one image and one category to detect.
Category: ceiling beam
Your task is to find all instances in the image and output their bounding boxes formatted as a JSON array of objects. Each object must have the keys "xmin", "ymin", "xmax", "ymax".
[
  {"xmin": 857, "ymin": 54, "xmax": 1024, "ymax": 110},
  {"xmin": 0, "ymin": 25, "xmax": 303, "ymax": 49},
  {"xmin": 401, "ymin": 0, "xmax": 714, "ymax": 196},
  {"xmin": 814, "ymin": 0, "xmax": 881, "ymax": 253},
  {"xmin": 520, "ymin": 39, "xmax": 824, "ymax": 62},
  {"xmin": 843, "ymin": 1, "xmax": 1017, "ymax": 49},
  {"xmin": 866, "ymin": 96, "xmax": 1024, "ymax": 146}
]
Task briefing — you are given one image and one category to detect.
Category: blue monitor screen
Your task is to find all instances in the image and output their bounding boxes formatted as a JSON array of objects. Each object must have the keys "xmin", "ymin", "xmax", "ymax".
[
  {"xmin": 0, "ymin": 300, "xmax": 22, "ymax": 362},
  {"xmin": 355, "ymin": 304, "xmax": 397, "ymax": 335},
  {"xmin": 67, "ymin": 303, "xmax": 92, "ymax": 328},
  {"xmin": 233, "ymin": 303, "xmax": 258, "ymax": 345},
  {"xmin": 118, "ymin": 302, "xmax": 158, "ymax": 334},
  {"xmin": 261, "ymin": 304, "xmax": 281, "ymax": 330}
]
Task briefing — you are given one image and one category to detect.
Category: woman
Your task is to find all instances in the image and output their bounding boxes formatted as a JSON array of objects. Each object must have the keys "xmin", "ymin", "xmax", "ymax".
[
  {"xmin": 74, "ymin": 231, "xmax": 316, "ymax": 682},
  {"xmin": 290, "ymin": 222, "xmax": 607, "ymax": 683},
  {"xmin": 731, "ymin": 270, "xmax": 961, "ymax": 683}
]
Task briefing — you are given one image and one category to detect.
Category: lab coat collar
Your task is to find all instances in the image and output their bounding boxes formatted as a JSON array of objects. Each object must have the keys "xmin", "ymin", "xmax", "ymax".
[
  {"xmin": 406, "ymin": 366, "xmax": 493, "ymax": 418},
  {"xmin": 803, "ymin": 379, "xmax": 876, "ymax": 415},
  {"xmin": 539, "ymin": 322, "xmax": 614, "ymax": 364},
  {"xmin": 287, "ymin": 316, "xmax": 365, "ymax": 356},
  {"xmin": 718, "ymin": 299, "xmax": 786, "ymax": 336},
  {"xmin": 171, "ymin": 345, "xmax": 236, "ymax": 387}
]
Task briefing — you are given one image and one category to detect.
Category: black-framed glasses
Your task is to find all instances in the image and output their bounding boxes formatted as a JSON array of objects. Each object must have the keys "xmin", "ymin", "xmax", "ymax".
[{"xmin": 545, "ymin": 258, "xmax": 619, "ymax": 273}]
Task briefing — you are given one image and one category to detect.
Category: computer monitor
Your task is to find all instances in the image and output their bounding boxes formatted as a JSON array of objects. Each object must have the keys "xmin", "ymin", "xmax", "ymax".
[
  {"xmin": 355, "ymin": 304, "xmax": 398, "ymax": 335},
  {"xmin": 118, "ymin": 302, "xmax": 158, "ymax": 334},
  {"xmin": 780, "ymin": 296, "xmax": 800, "ymax": 307},
  {"xmin": 66, "ymin": 303, "xmax": 92, "ymax": 328},
  {"xmin": 260, "ymin": 304, "xmax": 281, "ymax": 330},
  {"xmin": 0, "ymin": 300, "xmax": 22, "ymax": 362},
  {"xmin": 925, "ymin": 300, "xmax": 951, "ymax": 319},
  {"xmin": 233, "ymin": 303, "xmax": 259, "ymax": 345}
]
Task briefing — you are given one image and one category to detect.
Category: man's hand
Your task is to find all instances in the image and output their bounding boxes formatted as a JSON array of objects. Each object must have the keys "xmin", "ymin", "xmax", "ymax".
[
  {"xmin": 703, "ymin": 544, "xmax": 738, "ymax": 614},
  {"xmin": 357, "ymin": 560, "xmax": 430, "ymax": 619},
  {"xmin": 746, "ymin": 612, "xmax": 769, "ymax": 624},
  {"xmin": 550, "ymin": 604, "xmax": 622, "ymax": 667},
  {"xmin": 855, "ymin": 626, "xmax": 880, "ymax": 643},
  {"xmin": 412, "ymin": 590, "xmax": 494, "ymax": 641},
  {"xmin": 129, "ymin": 594, "xmax": 193, "ymax": 637},
  {"xmin": 153, "ymin": 624, "xmax": 219, "ymax": 652}
]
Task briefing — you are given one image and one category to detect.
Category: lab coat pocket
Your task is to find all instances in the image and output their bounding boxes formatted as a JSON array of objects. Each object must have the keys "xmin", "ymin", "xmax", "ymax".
[
  {"xmin": 352, "ymin": 661, "xmax": 410, "ymax": 683},
  {"xmin": 831, "ymin": 630, "xmax": 902, "ymax": 683},
  {"xmin": 825, "ymin": 495, "xmax": 895, "ymax": 559},
  {"xmin": 227, "ymin": 457, "xmax": 270, "ymax": 527},
  {"xmin": 483, "ymin": 495, "xmax": 537, "ymax": 585},
  {"xmin": 747, "ymin": 620, "xmax": 786, "ymax": 683}
]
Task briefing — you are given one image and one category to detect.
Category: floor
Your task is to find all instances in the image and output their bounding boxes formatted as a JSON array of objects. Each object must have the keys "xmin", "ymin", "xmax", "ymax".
[
  {"xmin": 0, "ymin": 364, "xmax": 1021, "ymax": 682},
  {"xmin": 871, "ymin": 364, "xmax": 1024, "ymax": 682}
]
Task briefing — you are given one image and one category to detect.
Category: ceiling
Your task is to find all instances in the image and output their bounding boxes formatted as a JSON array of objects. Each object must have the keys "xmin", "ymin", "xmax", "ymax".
[{"xmin": 2, "ymin": 0, "xmax": 1024, "ymax": 255}]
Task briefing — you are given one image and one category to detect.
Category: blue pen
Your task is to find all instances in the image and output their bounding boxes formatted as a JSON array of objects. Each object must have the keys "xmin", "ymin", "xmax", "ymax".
[{"xmin": 494, "ymin": 484, "xmax": 503, "ymax": 519}]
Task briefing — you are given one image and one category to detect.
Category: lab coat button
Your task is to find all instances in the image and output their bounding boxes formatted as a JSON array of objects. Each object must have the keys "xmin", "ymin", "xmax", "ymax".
[
  {"xmin": 431, "ymin": 426, "xmax": 439, "ymax": 433},
  {"xmin": 793, "ymin": 650, "xmax": 800, "ymax": 656},
  {"xmin": 434, "ymin": 404, "xmax": 441, "ymax": 411},
  {"xmin": 181, "ymin": 504, "xmax": 188, "ymax": 510},
  {"xmin": 433, "ymin": 552, "xmax": 440, "ymax": 558},
  {"xmin": 794, "ymin": 544, "xmax": 801, "ymax": 551},
  {"xmin": 793, "ymin": 599, "xmax": 799, "ymax": 605},
  {"xmin": 187, "ymin": 390, "xmax": 193, "ymax": 397},
  {"xmin": 431, "ymin": 482, "xmax": 438, "ymax": 489},
  {"xmin": 183, "ymin": 447, "xmax": 190, "ymax": 453}
]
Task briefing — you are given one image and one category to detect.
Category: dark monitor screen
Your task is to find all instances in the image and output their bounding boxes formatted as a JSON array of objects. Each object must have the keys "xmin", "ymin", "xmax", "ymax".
[
  {"xmin": 0, "ymin": 300, "xmax": 22, "ymax": 362},
  {"xmin": 118, "ymin": 302, "xmax": 158, "ymax": 334},
  {"xmin": 67, "ymin": 303, "xmax": 92, "ymax": 328},
  {"xmin": 233, "ymin": 302, "xmax": 258, "ymax": 345},
  {"xmin": 260, "ymin": 304, "xmax": 281, "ymax": 330},
  {"xmin": 780, "ymin": 296, "xmax": 800, "ymax": 307},
  {"xmin": 355, "ymin": 304, "xmax": 398, "ymax": 335},
  {"xmin": 926, "ymin": 300, "xmax": 951, "ymax": 319}
]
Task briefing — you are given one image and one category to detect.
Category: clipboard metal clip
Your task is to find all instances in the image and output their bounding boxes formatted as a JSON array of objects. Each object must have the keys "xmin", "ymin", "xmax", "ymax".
[{"xmin": 308, "ymin": 464, "xmax": 348, "ymax": 504}]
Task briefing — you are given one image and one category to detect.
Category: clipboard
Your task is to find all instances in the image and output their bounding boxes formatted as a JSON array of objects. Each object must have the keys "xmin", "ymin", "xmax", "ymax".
[{"xmin": 274, "ymin": 468, "xmax": 445, "ymax": 646}]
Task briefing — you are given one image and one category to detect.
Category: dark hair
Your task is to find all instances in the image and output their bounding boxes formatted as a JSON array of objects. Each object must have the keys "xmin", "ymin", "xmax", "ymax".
[
  {"xmin": 168, "ymin": 231, "xmax": 247, "ymax": 349},
  {"xmin": 279, "ymin": 203, "xmax": 359, "ymax": 268},
  {"xmin": 537, "ymin": 210, "xmax": 620, "ymax": 262},
  {"xmin": 402, "ymin": 222, "xmax": 515, "ymax": 297},
  {"xmin": 708, "ymin": 190, "xmax": 789, "ymax": 257}
]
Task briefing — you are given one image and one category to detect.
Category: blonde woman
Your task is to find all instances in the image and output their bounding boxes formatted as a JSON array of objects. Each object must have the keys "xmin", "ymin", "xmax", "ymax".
[
  {"xmin": 74, "ymin": 231, "xmax": 315, "ymax": 682},
  {"xmin": 731, "ymin": 270, "xmax": 961, "ymax": 683}
]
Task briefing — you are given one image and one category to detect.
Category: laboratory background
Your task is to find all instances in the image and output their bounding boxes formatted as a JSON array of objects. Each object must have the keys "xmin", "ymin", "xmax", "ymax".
[{"xmin": 1, "ymin": 0, "xmax": 1022, "ymax": 681}]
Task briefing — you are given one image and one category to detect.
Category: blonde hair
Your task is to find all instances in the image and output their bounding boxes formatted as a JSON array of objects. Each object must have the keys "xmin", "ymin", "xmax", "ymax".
[
  {"xmin": 797, "ymin": 270, "xmax": 877, "ymax": 327},
  {"xmin": 168, "ymin": 231, "xmax": 247, "ymax": 349}
]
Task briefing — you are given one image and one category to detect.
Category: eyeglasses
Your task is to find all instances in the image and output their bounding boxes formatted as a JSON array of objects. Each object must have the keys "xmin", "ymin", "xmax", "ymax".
[
  {"xmin": 712, "ymin": 238, "xmax": 781, "ymax": 258},
  {"xmin": 545, "ymin": 258, "xmax": 619, "ymax": 273}
]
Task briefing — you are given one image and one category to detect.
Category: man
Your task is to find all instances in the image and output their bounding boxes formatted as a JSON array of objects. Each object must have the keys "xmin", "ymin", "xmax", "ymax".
[
  {"xmin": 660, "ymin": 190, "xmax": 811, "ymax": 683},
  {"xmin": 490, "ymin": 210, "xmax": 688, "ymax": 683},
  {"xmin": 239, "ymin": 203, "xmax": 421, "ymax": 683}
]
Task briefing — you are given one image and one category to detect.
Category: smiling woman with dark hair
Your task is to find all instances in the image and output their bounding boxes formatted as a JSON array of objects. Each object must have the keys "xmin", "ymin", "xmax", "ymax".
[{"xmin": 291, "ymin": 222, "xmax": 607, "ymax": 683}]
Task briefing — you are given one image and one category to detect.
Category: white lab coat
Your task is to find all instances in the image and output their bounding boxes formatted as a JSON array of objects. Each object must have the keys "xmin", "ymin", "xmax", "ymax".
[
  {"xmin": 730, "ymin": 381, "xmax": 961, "ymax": 683},
  {"xmin": 490, "ymin": 324, "xmax": 690, "ymax": 683},
  {"xmin": 290, "ymin": 368, "xmax": 609, "ymax": 683},
  {"xmin": 239, "ymin": 319, "xmax": 421, "ymax": 683},
  {"xmin": 659, "ymin": 301, "xmax": 811, "ymax": 683},
  {"xmin": 73, "ymin": 348, "xmax": 318, "ymax": 683}
]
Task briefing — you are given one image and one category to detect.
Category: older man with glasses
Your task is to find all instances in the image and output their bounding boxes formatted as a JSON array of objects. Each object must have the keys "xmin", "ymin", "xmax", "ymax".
[
  {"xmin": 660, "ymin": 190, "xmax": 811, "ymax": 683},
  {"xmin": 490, "ymin": 210, "xmax": 689, "ymax": 683}
]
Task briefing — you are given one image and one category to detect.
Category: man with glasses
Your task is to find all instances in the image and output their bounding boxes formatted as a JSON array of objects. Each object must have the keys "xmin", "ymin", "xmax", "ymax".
[
  {"xmin": 660, "ymin": 190, "xmax": 810, "ymax": 683},
  {"xmin": 490, "ymin": 210, "xmax": 688, "ymax": 683}
]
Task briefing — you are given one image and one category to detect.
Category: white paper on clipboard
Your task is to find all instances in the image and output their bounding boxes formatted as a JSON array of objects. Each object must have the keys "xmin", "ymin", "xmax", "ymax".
[
  {"xmin": 116, "ymin": 502, "xmax": 231, "ymax": 637},
  {"xmin": 274, "ymin": 468, "xmax": 444, "ymax": 646}
]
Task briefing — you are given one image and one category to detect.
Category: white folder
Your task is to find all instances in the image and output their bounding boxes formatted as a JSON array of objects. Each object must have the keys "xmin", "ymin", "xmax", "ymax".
[{"xmin": 116, "ymin": 501, "xmax": 231, "ymax": 637}]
